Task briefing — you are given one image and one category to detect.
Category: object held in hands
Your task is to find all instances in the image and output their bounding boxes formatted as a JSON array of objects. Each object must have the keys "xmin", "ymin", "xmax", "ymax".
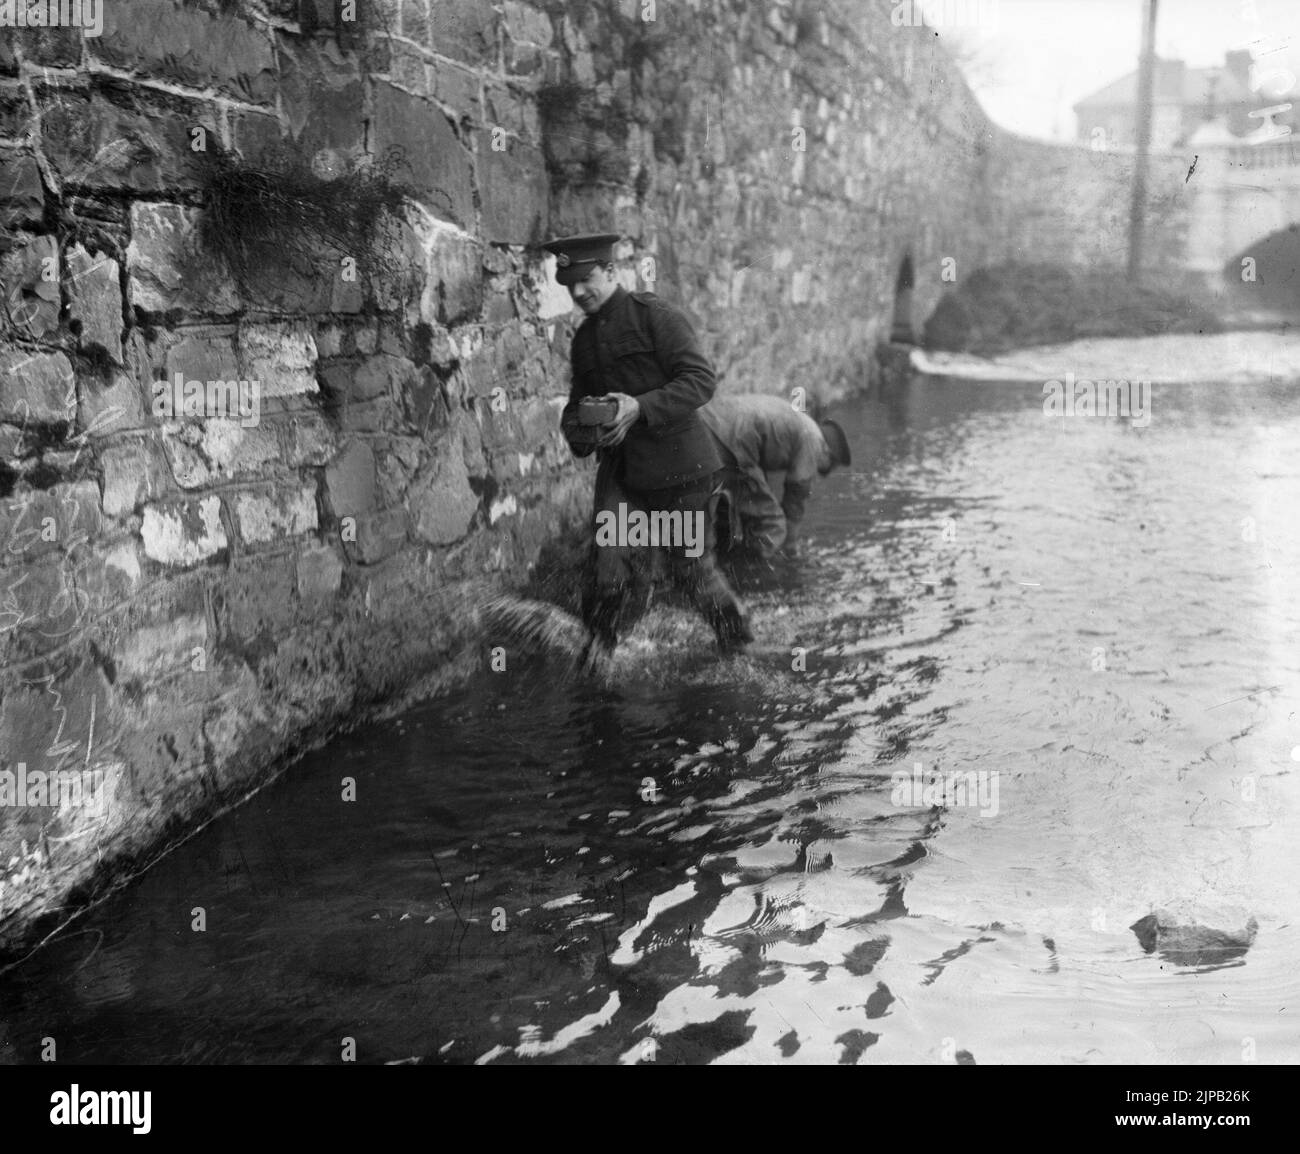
[{"xmin": 578, "ymin": 397, "xmax": 619, "ymax": 425}]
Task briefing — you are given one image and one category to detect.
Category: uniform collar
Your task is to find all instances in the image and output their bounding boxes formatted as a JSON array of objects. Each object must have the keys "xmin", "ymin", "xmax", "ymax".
[{"xmin": 595, "ymin": 285, "xmax": 627, "ymax": 318}]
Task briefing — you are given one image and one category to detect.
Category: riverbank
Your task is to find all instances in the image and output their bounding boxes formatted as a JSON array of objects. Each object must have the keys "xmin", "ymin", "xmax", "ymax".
[{"xmin": 921, "ymin": 263, "xmax": 1230, "ymax": 357}]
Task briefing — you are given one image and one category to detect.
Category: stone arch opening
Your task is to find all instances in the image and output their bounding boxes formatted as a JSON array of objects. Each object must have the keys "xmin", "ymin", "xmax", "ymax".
[
  {"xmin": 1224, "ymin": 223, "xmax": 1300, "ymax": 313},
  {"xmin": 890, "ymin": 254, "xmax": 916, "ymax": 343}
]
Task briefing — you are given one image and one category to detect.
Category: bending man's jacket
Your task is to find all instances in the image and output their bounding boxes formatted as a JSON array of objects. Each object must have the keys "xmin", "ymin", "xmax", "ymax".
[
  {"xmin": 560, "ymin": 286, "xmax": 721, "ymax": 491},
  {"xmin": 699, "ymin": 393, "xmax": 828, "ymax": 556}
]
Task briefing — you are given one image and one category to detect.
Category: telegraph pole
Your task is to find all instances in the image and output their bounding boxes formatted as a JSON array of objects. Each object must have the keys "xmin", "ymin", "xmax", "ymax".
[{"xmin": 1128, "ymin": 0, "xmax": 1160, "ymax": 279}]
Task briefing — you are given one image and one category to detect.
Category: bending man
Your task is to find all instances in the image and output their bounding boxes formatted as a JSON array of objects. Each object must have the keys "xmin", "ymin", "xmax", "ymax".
[{"xmin": 699, "ymin": 394, "xmax": 851, "ymax": 560}]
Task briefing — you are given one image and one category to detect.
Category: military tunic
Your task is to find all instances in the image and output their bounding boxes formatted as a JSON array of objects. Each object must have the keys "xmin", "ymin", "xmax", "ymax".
[{"xmin": 561, "ymin": 286, "xmax": 722, "ymax": 490}]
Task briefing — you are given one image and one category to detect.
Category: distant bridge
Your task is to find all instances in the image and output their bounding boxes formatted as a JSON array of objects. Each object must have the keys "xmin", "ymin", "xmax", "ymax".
[{"xmin": 1183, "ymin": 138, "xmax": 1300, "ymax": 275}]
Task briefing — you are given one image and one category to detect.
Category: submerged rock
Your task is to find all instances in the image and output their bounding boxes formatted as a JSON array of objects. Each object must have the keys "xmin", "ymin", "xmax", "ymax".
[{"xmin": 1130, "ymin": 910, "xmax": 1259, "ymax": 967}]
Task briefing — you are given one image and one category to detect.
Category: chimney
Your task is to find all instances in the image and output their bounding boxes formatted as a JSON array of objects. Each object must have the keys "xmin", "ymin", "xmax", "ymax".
[
  {"xmin": 1160, "ymin": 58, "xmax": 1186, "ymax": 103},
  {"xmin": 1225, "ymin": 49, "xmax": 1252, "ymax": 90}
]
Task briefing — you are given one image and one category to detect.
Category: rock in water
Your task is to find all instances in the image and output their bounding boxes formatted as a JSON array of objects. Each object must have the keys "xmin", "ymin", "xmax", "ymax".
[{"xmin": 1130, "ymin": 910, "xmax": 1258, "ymax": 967}]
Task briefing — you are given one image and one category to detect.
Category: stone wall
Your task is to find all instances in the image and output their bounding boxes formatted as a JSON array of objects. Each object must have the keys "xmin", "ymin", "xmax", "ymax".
[{"xmin": 0, "ymin": 0, "xmax": 1187, "ymax": 948}]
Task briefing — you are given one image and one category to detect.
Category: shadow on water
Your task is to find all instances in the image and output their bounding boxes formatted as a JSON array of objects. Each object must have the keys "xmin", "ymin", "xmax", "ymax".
[{"xmin": 2, "ymin": 367, "xmax": 1299, "ymax": 1064}]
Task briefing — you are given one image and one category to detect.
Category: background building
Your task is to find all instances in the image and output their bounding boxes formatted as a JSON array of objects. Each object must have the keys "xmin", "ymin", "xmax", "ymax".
[{"xmin": 1074, "ymin": 51, "xmax": 1297, "ymax": 148}]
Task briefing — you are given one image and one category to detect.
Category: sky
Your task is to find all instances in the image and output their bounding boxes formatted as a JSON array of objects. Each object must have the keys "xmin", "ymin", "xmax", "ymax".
[{"xmin": 939, "ymin": 0, "xmax": 1300, "ymax": 140}]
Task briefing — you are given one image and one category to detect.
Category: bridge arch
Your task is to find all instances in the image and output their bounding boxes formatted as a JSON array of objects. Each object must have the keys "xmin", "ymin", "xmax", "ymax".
[
  {"xmin": 890, "ymin": 253, "xmax": 917, "ymax": 343},
  {"xmin": 1225, "ymin": 223, "xmax": 1300, "ymax": 312}
]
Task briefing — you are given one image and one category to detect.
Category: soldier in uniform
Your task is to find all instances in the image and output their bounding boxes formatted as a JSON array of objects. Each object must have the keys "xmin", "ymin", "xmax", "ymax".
[
  {"xmin": 699, "ymin": 393, "xmax": 851, "ymax": 561},
  {"xmin": 544, "ymin": 233, "xmax": 753, "ymax": 662}
]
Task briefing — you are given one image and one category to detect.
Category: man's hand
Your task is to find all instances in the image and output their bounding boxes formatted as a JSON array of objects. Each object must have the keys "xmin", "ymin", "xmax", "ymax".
[{"xmin": 596, "ymin": 393, "xmax": 641, "ymax": 447}]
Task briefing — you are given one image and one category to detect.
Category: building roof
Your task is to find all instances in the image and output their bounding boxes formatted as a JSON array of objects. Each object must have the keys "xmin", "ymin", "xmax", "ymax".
[
  {"xmin": 1074, "ymin": 58, "xmax": 1253, "ymax": 110},
  {"xmin": 1184, "ymin": 117, "xmax": 1239, "ymax": 146}
]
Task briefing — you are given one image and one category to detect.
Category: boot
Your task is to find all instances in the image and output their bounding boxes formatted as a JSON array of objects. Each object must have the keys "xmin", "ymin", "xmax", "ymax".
[{"xmin": 713, "ymin": 604, "xmax": 754, "ymax": 655}]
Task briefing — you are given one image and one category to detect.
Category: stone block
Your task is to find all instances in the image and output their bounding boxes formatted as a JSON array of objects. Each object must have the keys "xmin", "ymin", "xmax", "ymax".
[
  {"xmin": 459, "ymin": 410, "xmax": 487, "ymax": 479},
  {"xmin": 127, "ymin": 203, "xmax": 239, "ymax": 316},
  {"xmin": 0, "ymin": 554, "xmax": 70, "ymax": 664},
  {"xmin": 484, "ymin": 280, "xmax": 518, "ymax": 324},
  {"xmin": 354, "ymin": 354, "xmax": 417, "ymax": 401},
  {"xmin": 140, "ymin": 495, "xmax": 228, "ymax": 567},
  {"xmin": 420, "ymin": 226, "xmax": 482, "ymax": 325},
  {"xmin": 101, "ymin": 439, "xmax": 172, "ymax": 517},
  {"xmin": 478, "ymin": 141, "xmax": 549, "ymax": 244},
  {"xmin": 297, "ymin": 0, "xmax": 340, "ymax": 32},
  {"xmin": 0, "ymin": 424, "xmax": 21, "ymax": 462},
  {"xmin": 0, "ymin": 667, "xmax": 103, "ymax": 785},
  {"xmin": 371, "ymin": 83, "xmax": 473, "ymax": 228},
  {"xmin": 54, "ymin": 479, "xmax": 103, "ymax": 547},
  {"xmin": 278, "ymin": 411, "xmax": 338, "ymax": 467},
  {"xmin": 0, "ymin": 489, "xmax": 57, "ymax": 565},
  {"xmin": 231, "ymin": 484, "xmax": 319, "ymax": 546},
  {"xmin": 231, "ymin": 110, "xmax": 284, "ymax": 167},
  {"xmin": 40, "ymin": 83, "xmax": 210, "ymax": 195},
  {"xmin": 79, "ymin": 540, "xmax": 146, "ymax": 615},
  {"xmin": 66, "ymin": 246, "xmax": 124, "ymax": 364},
  {"xmin": 514, "ymin": 394, "xmax": 562, "ymax": 452},
  {"xmin": 1, "ymin": 234, "xmax": 60, "ymax": 339},
  {"xmin": 94, "ymin": 0, "xmax": 277, "ymax": 105},
  {"xmin": 238, "ymin": 323, "xmax": 319, "ymax": 400},
  {"xmin": 0, "ymin": 350, "xmax": 75, "ymax": 427},
  {"xmin": 344, "ymin": 505, "xmax": 408, "ymax": 565},
  {"xmin": 296, "ymin": 544, "xmax": 344, "ymax": 612},
  {"xmin": 161, "ymin": 421, "xmax": 280, "ymax": 489},
  {"xmin": 323, "ymin": 439, "xmax": 376, "ymax": 517},
  {"xmin": 0, "ymin": 25, "xmax": 80, "ymax": 72},
  {"xmin": 200, "ymin": 421, "xmax": 279, "ymax": 475},
  {"xmin": 485, "ymin": 83, "xmax": 542, "ymax": 141},
  {"xmin": 337, "ymin": 396, "xmax": 399, "ymax": 433},
  {"xmin": 435, "ymin": 61, "xmax": 483, "ymax": 121},
  {"xmin": 409, "ymin": 437, "xmax": 478, "ymax": 545},
  {"xmin": 222, "ymin": 552, "xmax": 298, "ymax": 645},
  {"xmin": 402, "ymin": 0, "xmax": 431, "ymax": 43},
  {"xmin": 390, "ymin": 43, "xmax": 429, "ymax": 94},
  {"xmin": 278, "ymin": 38, "xmax": 366, "ymax": 157},
  {"xmin": 404, "ymin": 364, "xmax": 450, "ymax": 435},
  {"xmin": 431, "ymin": 0, "xmax": 499, "ymax": 65},
  {"xmin": 115, "ymin": 613, "xmax": 208, "ymax": 683},
  {"xmin": 0, "ymin": 150, "xmax": 43, "ymax": 228},
  {"xmin": 163, "ymin": 331, "xmax": 240, "ymax": 389},
  {"xmin": 502, "ymin": 1, "xmax": 553, "ymax": 48}
]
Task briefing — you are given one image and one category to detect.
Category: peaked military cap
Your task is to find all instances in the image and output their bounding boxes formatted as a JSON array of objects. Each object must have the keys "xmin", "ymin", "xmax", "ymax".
[{"xmin": 541, "ymin": 232, "xmax": 621, "ymax": 285}]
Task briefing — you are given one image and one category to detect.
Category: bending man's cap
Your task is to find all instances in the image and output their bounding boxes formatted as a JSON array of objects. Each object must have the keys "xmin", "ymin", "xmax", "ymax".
[
  {"xmin": 541, "ymin": 233, "xmax": 622, "ymax": 286},
  {"xmin": 818, "ymin": 418, "xmax": 852, "ymax": 468}
]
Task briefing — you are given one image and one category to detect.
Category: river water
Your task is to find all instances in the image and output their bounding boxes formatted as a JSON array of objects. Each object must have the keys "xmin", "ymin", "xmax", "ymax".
[{"xmin": 3, "ymin": 355, "xmax": 1299, "ymax": 1065}]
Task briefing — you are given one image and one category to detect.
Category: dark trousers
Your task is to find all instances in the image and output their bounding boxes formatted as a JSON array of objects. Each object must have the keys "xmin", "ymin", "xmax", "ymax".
[{"xmin": 582, "ymin": 458, "xmax": 748, "ymax": 649}]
